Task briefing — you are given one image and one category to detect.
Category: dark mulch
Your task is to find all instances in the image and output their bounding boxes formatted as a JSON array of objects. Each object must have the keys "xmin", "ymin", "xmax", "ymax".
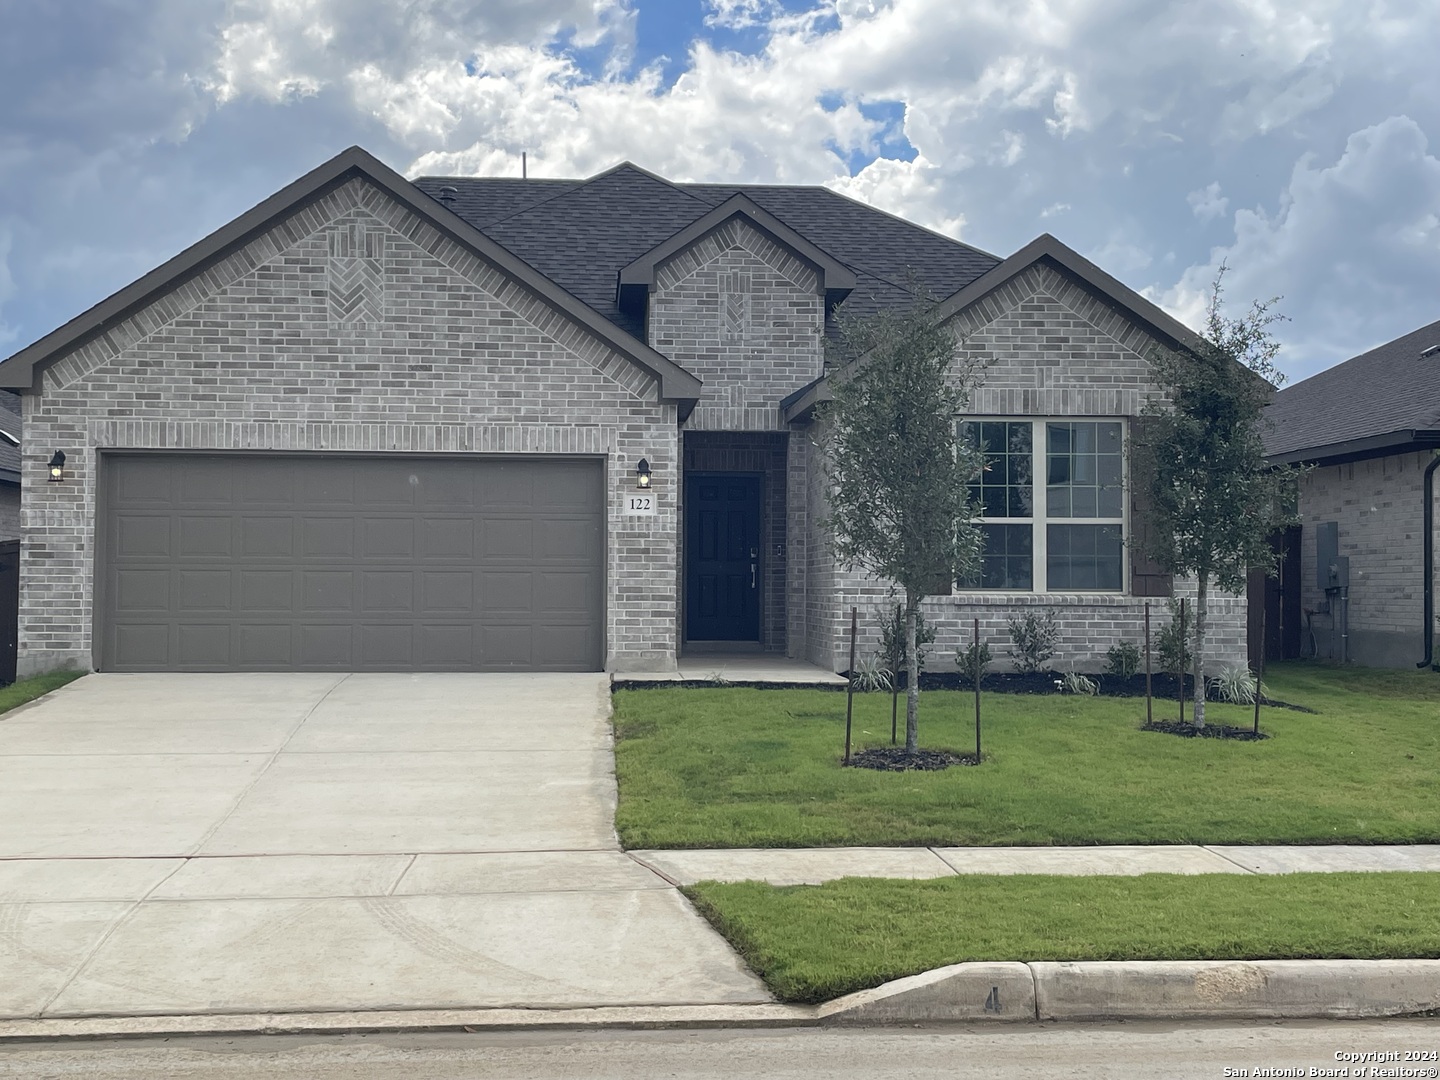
[
  {"xmin": 1140, "ymin": 719, "xmax": 1270, "ymax": 741},
  {"xmin": 844, "ymin": 747, "xmax": 980, "ymax": 771}
]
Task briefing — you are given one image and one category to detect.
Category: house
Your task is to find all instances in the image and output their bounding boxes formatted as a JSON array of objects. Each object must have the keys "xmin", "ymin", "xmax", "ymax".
[
  {"xmin": 1264, "ymin": 318, "xmax": 1440, "ymax": 668},
  {"xmin": 0, "ymin": 146, "xmax": 1248, "ymax": 677}
]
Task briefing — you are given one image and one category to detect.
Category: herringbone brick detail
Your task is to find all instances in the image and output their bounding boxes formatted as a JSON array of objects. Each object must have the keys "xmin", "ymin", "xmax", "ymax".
[{"xmin": 327, "ymin": 222, "xmax": 385, "ymax": 326}]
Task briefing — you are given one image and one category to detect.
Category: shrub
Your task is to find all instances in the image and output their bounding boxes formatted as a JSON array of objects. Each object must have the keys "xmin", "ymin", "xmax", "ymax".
[
  {"xmin": 1006, "ymin": 611, "xmax": 1059, "ymax": 674},
  {"xmin": 850, "ymin": 654, "xmax": 893, "ymax": 693},
  {"xmin": 1060, "ymin": 670, "xmax": 1099, "ymax": 695},
  {"xmin": 879, "ymin": 603, "xmax": 937, "ymax": 676},
  {"xmin": 1156, "ymin": 598, "xmax": 1193, "ymax": 675},
  {"xmin": 955, "ymin": 639, "xmax": 992, "ymax": 687},
  {"xmin": 1209, "ymin": 664, "xmax": 1268, "ymax": 705},
  {"xmin": 1104, "ymin": 641, "xmax": 1142, "ymax": 679}
]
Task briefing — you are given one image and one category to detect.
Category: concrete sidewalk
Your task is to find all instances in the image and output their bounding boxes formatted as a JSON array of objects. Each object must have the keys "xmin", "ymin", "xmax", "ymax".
[{"xmin": 632, "ymin": 844, "xmax": 1440, "ymax": 885}]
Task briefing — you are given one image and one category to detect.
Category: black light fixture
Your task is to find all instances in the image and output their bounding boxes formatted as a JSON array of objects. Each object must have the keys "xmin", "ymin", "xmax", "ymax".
[
  {"xmin": 47, "ymin": 451, "xmax": 66, "ymax": 483},
  {"xmin": 636, "ymin": 458, "xmax": 652, "ymax": 489}
]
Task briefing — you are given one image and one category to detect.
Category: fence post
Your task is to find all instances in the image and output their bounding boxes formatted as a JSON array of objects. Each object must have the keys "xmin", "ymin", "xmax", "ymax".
[
  {"xmin": 844, "ymin": 606, "xmax": 858, "ymax": 765},
  {"xmin": 1144, "ymin": 601, "xmax": 1153, "ymax": 726}
]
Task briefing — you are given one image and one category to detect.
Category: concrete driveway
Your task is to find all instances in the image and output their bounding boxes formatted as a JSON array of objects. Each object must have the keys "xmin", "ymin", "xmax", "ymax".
[{"xmin": 0, "ymin": 673, "xmax": 768, "ymax": 1019}]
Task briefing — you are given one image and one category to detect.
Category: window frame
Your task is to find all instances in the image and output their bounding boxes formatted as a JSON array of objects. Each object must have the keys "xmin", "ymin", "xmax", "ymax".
[{"xmin": 960, "ymin": 416, "xmax": 1129, "ymax": 594}]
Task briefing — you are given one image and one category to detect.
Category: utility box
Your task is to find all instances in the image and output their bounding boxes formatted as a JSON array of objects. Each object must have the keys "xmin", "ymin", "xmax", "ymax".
[{"xmin": 1315, "ymin": 521, "xmax": 1349, "ymax": 589}]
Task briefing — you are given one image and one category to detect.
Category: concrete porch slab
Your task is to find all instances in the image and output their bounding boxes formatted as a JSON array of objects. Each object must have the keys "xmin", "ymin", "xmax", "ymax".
[{"xmin": 618, "ymin": 657, "xmax": 846, "ymax": 686}]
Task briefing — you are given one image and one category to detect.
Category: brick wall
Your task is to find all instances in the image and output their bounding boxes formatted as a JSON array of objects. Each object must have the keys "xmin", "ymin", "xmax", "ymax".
[
  {"xmin": 18, "ymin": 177, "xmax": 680, "ymax": 676},
  {"xmin": 1296, "ymin": 450, "xmax": 1439, "ymax": 665},
  {"xmin": 650, "ymin": 218, "xmax": 824, "ymax": 431},
  {"xmin": 813, "ymin": 262, "xmax": 1249, "ymax": 673}
]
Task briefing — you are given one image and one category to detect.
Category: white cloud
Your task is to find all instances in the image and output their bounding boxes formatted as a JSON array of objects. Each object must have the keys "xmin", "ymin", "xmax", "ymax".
[
  {"xmin": 1187, "ymin": 182, "xmax": 1229, "ymax": 222},
  {"xmin": 703, "ymin": 0, "xmax": 779, "ymax": 30},
  {"xmin": 0, "ymin": 226, "xmax": 16, "ymax": 347},
  {"xmin": 1158, "ymin": 116, "xmax": 1440, "ymax": 380}
]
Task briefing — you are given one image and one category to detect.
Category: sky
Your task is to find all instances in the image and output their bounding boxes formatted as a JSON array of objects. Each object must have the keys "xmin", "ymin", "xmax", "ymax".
[{"xmin": 1, "ymin": 0, "xmax": 1437, "ymax": 384}]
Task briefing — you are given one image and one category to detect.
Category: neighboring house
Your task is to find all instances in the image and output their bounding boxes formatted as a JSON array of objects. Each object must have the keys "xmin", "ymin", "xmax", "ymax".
[
  {"xmin": 0, "ymin": 392, "xmax": 20, "ymax": 540},
  {"xmin": 1264, "ymin": 318, "xmax": 1440, "ymax": 668},
  {"xmin": 0, "ymin": 146, "xmax": 1247, "ymax": 677}
]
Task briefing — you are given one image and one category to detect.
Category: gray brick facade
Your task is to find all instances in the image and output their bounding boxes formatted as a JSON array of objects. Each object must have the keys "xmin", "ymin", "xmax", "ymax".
[
  {"xmin": 1296, "ymin": 450, "xmax": 1440, "ymax": 666},
  {"xmin": 809, "ymin": 263, "xmax": 1248, "ymax": 674},
  {"xmin": 18, "ymin": 177, "xmax": 680, "ymax": 676}
]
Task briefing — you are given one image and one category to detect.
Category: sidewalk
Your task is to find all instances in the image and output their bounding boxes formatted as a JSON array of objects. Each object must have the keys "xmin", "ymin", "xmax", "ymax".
[{"xmin": 631, "ymin": 844, "xmax": 1440, "ymax": 885}]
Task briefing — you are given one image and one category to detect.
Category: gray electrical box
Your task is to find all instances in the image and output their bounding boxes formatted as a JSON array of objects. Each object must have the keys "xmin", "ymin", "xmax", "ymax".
[{"xmin": 1315, "ymin": 521, "xmax": 1349, "ymax": 589}]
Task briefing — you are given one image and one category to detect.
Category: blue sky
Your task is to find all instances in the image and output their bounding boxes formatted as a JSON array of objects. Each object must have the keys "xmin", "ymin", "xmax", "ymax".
[{"xmin": 1, "ymin": 0, "xmax": 1437, "ymax": 383}]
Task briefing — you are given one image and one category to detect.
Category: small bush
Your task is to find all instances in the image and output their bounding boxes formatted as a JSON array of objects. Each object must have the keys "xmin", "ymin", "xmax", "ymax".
[
  {"xmin": 1156, "ymin": 599, "xmax": 1193, "ymax": 675},
  {"xmin": 1006, "ymin": 611, "xmax": 1059, "ymax": 674},
  {"xmin": 879, "ymin": 604, "xmax": 937, "ymax": 675},
  {"xmin": 1060, "ymin": 670, "xmax": 1099, "ymax": 696},
  {"xmin": 1105, "ymin": 641, "xmax": 1142, "ymax": 679},
  {"xmin": 1209, "ymin": 664, "xmax": 1268, "ymax": 705},
  {"xmin": 850, "ymin": 654, "xmax": 893, "ymax": 693},
  {"xmin": 955, "ymin": 640, "xmax": 992, "ymax": 687}
]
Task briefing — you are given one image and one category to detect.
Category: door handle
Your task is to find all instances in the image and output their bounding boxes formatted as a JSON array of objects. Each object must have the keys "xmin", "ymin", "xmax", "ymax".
[{"xmin": 751, "ymin": 563, "xmax": 756, "ymax": 589}]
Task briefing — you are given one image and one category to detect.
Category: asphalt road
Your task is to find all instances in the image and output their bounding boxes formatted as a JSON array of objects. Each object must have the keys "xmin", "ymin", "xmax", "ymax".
[{"xmin": 2, "ymin": 1020, "xmax": 1438, "ymax": 1079}]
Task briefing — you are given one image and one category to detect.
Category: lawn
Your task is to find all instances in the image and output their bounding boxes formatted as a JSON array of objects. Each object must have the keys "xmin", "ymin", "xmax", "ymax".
[
  {"xmin": 0, "ymin": 670, "xmax": 85, "ymax": 717},
  {"xmin": 613, "ymin": 662, "xmax": 1440, "ymax": 848},
  {"xmin": 684, "ymin": 872, "xmax": 1440, "ymax": 1002}
]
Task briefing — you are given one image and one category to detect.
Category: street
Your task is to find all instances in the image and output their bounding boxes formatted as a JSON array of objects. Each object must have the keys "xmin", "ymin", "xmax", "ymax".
[{"xmin": 2, "ymin": 1020, "xmax": 1436, "ymax": 1079}]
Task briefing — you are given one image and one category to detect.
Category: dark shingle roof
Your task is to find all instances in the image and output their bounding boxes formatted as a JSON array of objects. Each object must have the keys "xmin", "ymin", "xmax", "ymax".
[
  {"xmin": 1264, "ymin": 317, "xmax": 1440, "ymax": 461},
  {"xmin": 411, "ymin": 165, "xmax": 1002, "ymax": 340},
  {"xmin": 0, "ymin": 391, "xmax": 20, "ymax": 479}
]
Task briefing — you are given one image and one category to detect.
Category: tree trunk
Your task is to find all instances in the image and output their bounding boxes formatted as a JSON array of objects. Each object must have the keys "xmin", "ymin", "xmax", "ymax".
[
  {"xmin": 905, "ymin": 597, "xmax": 920, "ymax": 754},
  {"xmin": 1193, "ymin": 576, "xmax": 1208, "ymax": 730}
]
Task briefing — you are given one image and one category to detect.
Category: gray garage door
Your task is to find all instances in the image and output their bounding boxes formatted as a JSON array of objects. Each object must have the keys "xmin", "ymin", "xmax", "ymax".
[{"xmin": 99, "ymin": 454, "xmax": 604, "ymax": 671}]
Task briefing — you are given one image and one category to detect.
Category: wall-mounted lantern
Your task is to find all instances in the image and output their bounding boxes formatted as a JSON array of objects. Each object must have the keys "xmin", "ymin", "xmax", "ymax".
[
  {"xmin": 636, "ymin": 458, "xmax": 652, "ymax": 489},
  {"xmin": 47, "ymin": 451, "xmax": 66, "ymax": 483}
]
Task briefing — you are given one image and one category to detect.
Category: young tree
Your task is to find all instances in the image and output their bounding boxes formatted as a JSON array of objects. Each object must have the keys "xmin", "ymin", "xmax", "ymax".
[
  {"xmin": 1133, "ymin": 266, "xmax": 1300, "ymax": 729},
  {"xmin": 819, "ymin": 288, "xmax": 984, "ymax": 754}
]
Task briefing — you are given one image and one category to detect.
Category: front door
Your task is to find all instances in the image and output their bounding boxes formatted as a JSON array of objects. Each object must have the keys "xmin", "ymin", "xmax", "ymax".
[{"xmin": 685, "ymin": 474, "xmax": 760, "ymax": 641}]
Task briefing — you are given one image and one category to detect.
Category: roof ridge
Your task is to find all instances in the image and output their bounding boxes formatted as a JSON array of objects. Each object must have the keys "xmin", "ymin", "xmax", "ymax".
[{"xmin": 481, "ymin": 161, "xmax": 711, "ymax": 231}]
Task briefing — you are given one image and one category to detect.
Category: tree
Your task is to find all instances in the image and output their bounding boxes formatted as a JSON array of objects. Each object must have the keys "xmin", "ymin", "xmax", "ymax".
[
  {"xmin": 1133, "ymin": 266, "xmax": 1300, "ymax": 729},
  {"xmin": 818, "ymin": 287, "xmax": 984, "ymax": 754}
]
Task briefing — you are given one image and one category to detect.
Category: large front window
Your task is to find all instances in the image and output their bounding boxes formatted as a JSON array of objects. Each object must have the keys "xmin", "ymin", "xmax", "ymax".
[{"xmin": 960, "ymin": 419, "xmax": 1126, "ymax": 592}]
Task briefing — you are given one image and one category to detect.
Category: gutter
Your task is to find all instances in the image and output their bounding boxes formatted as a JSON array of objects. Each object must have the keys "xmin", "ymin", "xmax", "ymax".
[{"xmin": 1420, "ymin": 452, "xmax": 1440, "ymax": 669}]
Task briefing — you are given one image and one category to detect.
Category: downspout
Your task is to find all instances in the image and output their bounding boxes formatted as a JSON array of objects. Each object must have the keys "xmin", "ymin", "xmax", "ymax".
[{"xmin": 1420, "ymin": 452, "xmax": 1440, "ymax": 669}]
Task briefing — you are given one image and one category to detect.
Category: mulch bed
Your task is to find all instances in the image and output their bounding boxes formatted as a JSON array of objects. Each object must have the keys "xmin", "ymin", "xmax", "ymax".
[
  {"xmin": 1140, "ymin": 719, "xmax": 1270, "ymax": 740},
  {"xmin": 844, "ymin": 747, "xmax": 981, "ymax": 771}
]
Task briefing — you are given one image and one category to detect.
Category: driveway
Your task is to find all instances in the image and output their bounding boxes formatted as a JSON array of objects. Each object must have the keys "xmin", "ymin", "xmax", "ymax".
[{"xmin": 0, "ymin": 673, "xmax": 768, "ymax": 1019}]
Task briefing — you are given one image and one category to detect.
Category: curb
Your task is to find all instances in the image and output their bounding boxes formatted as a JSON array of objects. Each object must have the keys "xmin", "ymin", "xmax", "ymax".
[{"xmin": 3, "ymin": 961, "xmax": 1436, "ymax": 1041}]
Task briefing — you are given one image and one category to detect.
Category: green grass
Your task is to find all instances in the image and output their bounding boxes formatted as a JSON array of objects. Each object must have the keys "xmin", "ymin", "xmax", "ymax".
[
  {"xmin": 614, "ymin": 662, "xmax": 1440, "ymax": 848},
  {"xmin": 0, "ymin": 670, "xmax": 85, "ymax": 717},
  {"xmin": 685, "ymin": 872, "xmax": 1440, "ymax": 1002}
]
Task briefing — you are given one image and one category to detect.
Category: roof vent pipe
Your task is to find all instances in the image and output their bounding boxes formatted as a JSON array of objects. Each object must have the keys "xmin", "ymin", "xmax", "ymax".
[
  {"xmin": 1420, "ymin": 343, "xmax": 1440, "ymax": 359},
  {"xmin": 437, "ymin": 185, "xmax": 458, "ymax": 206},
  {"xmin": 1420, "ymin": 452, "xmax": 1440, "ymax": 669}
]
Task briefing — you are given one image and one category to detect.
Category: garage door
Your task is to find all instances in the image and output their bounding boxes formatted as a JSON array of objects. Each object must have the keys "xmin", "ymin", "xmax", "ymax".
[{"xmin": 99, "ymin": 454, "xmax": 605, "ymax": 671}]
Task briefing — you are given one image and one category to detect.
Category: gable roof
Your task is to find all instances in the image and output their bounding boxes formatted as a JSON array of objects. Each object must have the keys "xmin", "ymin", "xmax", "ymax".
[
  {"xmin": 0, "ymin": 148, "xmax": 702, "ymax": 411},
  {"xmin": 411, "ymin": 167, "xmax": 1001, "ymax": 339},
  {"xmin": 617, "ymin": 193, "xmax": 856, "ymax": 313},
  {"xmin": 0, "ymin": 392, "xmax": 20, "ymax": 484},
  {"xmin": 1264, "ymin": 317, "xmax": 1440, "ymax": 464},
  {"xmin": 780, "ymin": 232, "xmax": 1204, "ymax": 423}
]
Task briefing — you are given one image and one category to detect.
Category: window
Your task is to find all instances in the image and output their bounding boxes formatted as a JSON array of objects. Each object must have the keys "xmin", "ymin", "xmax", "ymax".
[{"xmin": 960, "ymin": 419, "xmax": 1126, "ymax": 592}]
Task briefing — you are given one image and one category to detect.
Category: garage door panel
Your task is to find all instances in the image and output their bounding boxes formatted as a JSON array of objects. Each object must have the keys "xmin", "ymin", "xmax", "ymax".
[
  {"xmin": 237, "ymin": 624, "xmax": 292, "ymax": 667},
  {"xmin": 238, "ymin": 571, "xmax": 293, "ymax": 613},
  {"xmin": 302, "ymin": 518, "xmax": 355, "ymax": 559},
  {"xmin": 115, "ymin": 569, "xmax": 170, "ymax": 612},
  {"xmin": 299, "ymin": 624, "xmax": 354, "ymax": 667},
  {"xmin": 102, "ymin": 455, "xmax": 604, "ymax": 672},
  {"xmin": 176, "ymin": 569, "xmax": 232, "ymax": 612},
  {"xmin": 361, "ymin": 518, "xmax": 415, "ymax": 559},
  {"xmin": 178, "ymin": 516, "xmax": 233, "ymax": 559},
  {"xmin": 240, "ymin": 517, "xmax": 295, "ymax": 558},
  {"xmin": 302, "ymin": 571, "xmax": 355, "ymax": 612},
  {"xmin": 112, "ymin": 624, "xmax": 170, "ymax": 669},
  {"xmin": 419, "ymin": 518, "xmax": 474, "ymax": 561},
  {"xmin": 116, "ymin": 516, "xmax": 171, "ymax": 559},
  {"xmin": 420, "ymin": 571, "xmax": 473, "ymax": 613},
  {"xmin": 178, "ymin": 624, "xmax": 232, "ymax": 667}
]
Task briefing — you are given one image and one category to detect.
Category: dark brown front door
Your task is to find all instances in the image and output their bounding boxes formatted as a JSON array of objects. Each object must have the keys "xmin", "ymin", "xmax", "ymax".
[{"xmin": 685, "ymin": 473, "xmax": 760, "ymax": 642}]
